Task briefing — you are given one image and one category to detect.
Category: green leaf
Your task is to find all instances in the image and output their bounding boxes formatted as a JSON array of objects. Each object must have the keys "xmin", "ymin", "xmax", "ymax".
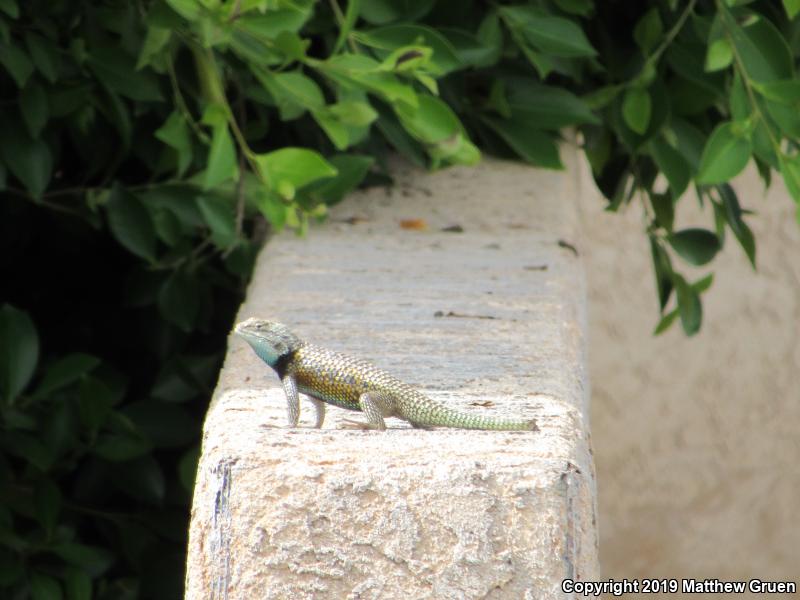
[
  {"xmin": 253, "ymin": 70, "xmax": 324, "ymax": 120},
  {"xmin": 255, "ymin": 148, "xmax": 337, "ymax": 190},
  {"xmin": 272, "ymin": 30, "xmax": 309, "ymax": 62},
  {"xmin": 439, "ymin": 27, "xmax": 500, "ymax": 69},
  {"xmin": 622, "ymin": 87, "xmax": 651, "ymax": 135},
  {"xmin": 327, "ymin": 100, "xmax": 379, "ymax": 127},
  {"xmin": 667, "ymin": 229, "xmax": 721, "ymax": 266},
  {"xmin": 334, "ymin": 0, "xmax": 361, "ymax": 53},
  {"xmin": 33, "ymin": 353, "xmax": 100, "ymax": 398},
  {"xmin": 0, "ymin": 114, "xmax": 52, "ymax": 198},
  {"xmin": 252, "ymin": 188, "xmax": 288, "ymax": 229},
  {"xmin": 653, "ymin": 308, "xmax": 679, "ymax": 335},
  {"xmin": 107, "ymin": 185, "xmax": 157, "ymax": 262},
  {"xmin": 500, "ymin": 6, "xmax": 597, "ymax": 57},
  {"xmin": 553, "ymin": 0, "xmax": 593, "ymax": 16},
  {"xmin": 764, "ymin": 98, "xmax": 800, "ymax": 138},
  {"xmin": 724, "ymin": 11, "xmax": 793, "ymax": 82},
  {"xmin": 306, "ymin": 154, "xmax": 374, "ymax": 205},
  {"xmin": 695, "ymin": 122, "xmax": 751, "ymax": 184},
  {"xmin": 583, "ymin": 84, "xmax": 623, "ymax": 110},
  {"xmin": 30, "ymin": 573, "xmax": 62, "ymax": 600},
  {"xmin": 323, "ymin": 54, "xmax": 418, "ymax": 108},
  {"xmin": 203, "ymin": 124, "xmax": 237, "ymax": 190},
  {"xmin": 718, "ymin": 183, "xmax": 756, "ymax": 267},
  {"xmin": 0, "ymin": 304, "xmax": 39, "ymax": 403},
  {"xmin": 729, "ymin": 72, "xmax": 750, "ymax": 121},
  {"xmin": 393, "ymin": 95, "xmax": 479, "ymax": 165},
  {"xmin": 649, "ymin": 236, "xmax": 673, "ymax": 311},
  {"xmin": 393, "ymin": 94, "xmax": 480, "ymax": 166},
  {"xmin": 165, "ymin": 0, "xmax": 200, "ymax": 20},
  {"xmin": 634, "ymin": 8, "xmax": 662, "ymax": 54},
  {"xmin": 674, "ymin": 275, "xmax": 702, "ymax": 336},
  {"xmin": 649, "ymin": 138, "xmax": 690, "ymax": 198},
  {"xmin": 158, "ymin": 270, "xmax": 201, "ymax": 332},
  {"xmin": 34, "ymin": 479, "xmax": 61, "ymax": 537},
  {"xmin": 785, "ymin": 0, "xmax": 800, "ymax": 19},
  {"xmin": 0, "ymin": 41, "xmax": 33, "ymax": 87},
  {"xmin": 196, "ymin": 195, "xmax": 236, "ymax": 248},
  {"xmin": 64, "ymin": 569, "xmax": 92, "ymax": 600},
  {"xmin": 753, "ymin": 78, "xmax": 800, "ymax": 103},
  {"xmin": 649, "ymin": 192, "xmax": 675, "ymax": 232},
  {"xmin": 705, "ymin": 37, "xmax": 733, "ymax": 71},
  {"xmin": 692, "ymin": 273, "xmax": 714, "ymax": 294},
  {"xmin": 780, "ymin": 153, "xmax": 800, "ymax": 203},
  {"xmin": 312, "ymin": 110, "xmax": 351, "ymax": 150},
  {"xmin": 24, "ymin": 33, "xmax": 59, "ymax": 83},
  {"xmin": 137, "ymin": 25, "xmax": 172, "ymax": 70},
  {"xmin": 155, "ymin": 112, "xmax": 192, "ymax": 176},
  {"xmin": 483, "ymin": 116, "xmax": 562, "ymax": 169},
  {"xmin": 375, "ymin": 109, "xmax": 427, "ymax": 167},
  {"xmin": 354, "ymin": 24, "xmax": 461, "ymax": 75}
]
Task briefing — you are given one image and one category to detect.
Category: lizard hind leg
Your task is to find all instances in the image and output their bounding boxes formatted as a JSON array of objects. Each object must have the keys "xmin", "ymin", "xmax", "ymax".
[
  {"xmin": 341, "ymin": 392, "xmax": 396, "ymax": 431},
  {"xmin": 309, "ymin": 397, "xmax": 326, "ymax": 428}
]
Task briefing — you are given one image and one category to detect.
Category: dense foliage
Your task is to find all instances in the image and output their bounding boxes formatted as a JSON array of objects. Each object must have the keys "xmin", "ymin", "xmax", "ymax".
[{"xmin": 2, "ymin": 0, "xmax": 800, "ymax": 598}]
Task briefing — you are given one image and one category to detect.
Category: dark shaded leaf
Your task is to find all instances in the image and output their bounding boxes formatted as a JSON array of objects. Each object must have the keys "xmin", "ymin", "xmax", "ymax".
[
  {"xmin": 158, "ymin": 270, "xmax": 201, "ymax": 332},
  {"xmin": 107, "ymin": 185, "xmax": 157, "ymax": 262},
  {"xmin": 51, "ymin": 543, "xmax": 114, "ymax": 577},
  {"xmin": 0, "ymin": 304, "xmax": 39, "ymax": 403},
  {"xmin": 622, "ymin": 87, "xmax": 651, "ymax": 135},
  {"xmin": 20, "ymin": 81, "xmax": 48, "ymax": 138},
  {"xmin": 668, "ymin": 229, "xmax": 721, "ymax": 266},
  {"xmin": 33, "ymin": 353, "xmax": 100, "ymax": 398},
  {"xmin": 718, "ymin": 183, "xmax": 756, "ymax": 267},
  {"xmin": 111, "ymin": 456, "xmax": 165, "ymax": 504},
  {"xmin": 123, "ymin": 401, "xmax": 197, "ymax": 448},
  {"xmin": 30, "ymin": 573, "xmax": 62, "ymax": 600},
  {"xmin": 649, "ymin": 138, "xmax": 690, "ymax": 198},
  {"xmin": 306, "ymin": 154, "xmax": 374, "ymax": 205},
  {"xmin": 0, "ymin": 114, "xmax": 52, "ymax": 198},
  {"xmin": 482, "ymin": 117, "xmax": 562, "ymax": 169},
  {"xmin": 649, "ymin": 236, "xmax": 673, "ymax": 311},
  {"xmin": 0, "ymin": 41, "xmax": 33, "ymax": 87},
  {"xmin": 34, "ymin": 478, "xmax": 61, "ymax": 537}
]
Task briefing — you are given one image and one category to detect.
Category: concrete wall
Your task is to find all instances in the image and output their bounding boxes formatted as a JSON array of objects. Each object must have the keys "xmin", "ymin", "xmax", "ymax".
[{"xmin": 580, "ymin": 157, "xmax": 800, "ymax": 595}]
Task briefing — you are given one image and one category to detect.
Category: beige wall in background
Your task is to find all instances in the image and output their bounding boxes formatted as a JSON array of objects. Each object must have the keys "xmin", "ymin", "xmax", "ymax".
[{"xmin": 579, "ymin": 158, "xmax": 800, "ymax": 598}]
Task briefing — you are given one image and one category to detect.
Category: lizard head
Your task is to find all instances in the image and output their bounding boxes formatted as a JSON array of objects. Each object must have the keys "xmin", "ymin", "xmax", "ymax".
[{"xmin": 234, "ymin": 318, "xmax": 303, "ymax": 367}]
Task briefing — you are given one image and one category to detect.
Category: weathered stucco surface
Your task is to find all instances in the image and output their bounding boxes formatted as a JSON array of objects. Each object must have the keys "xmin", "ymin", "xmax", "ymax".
[
  {"xmin": 581, "ymin": 157, "xmax": 800, "ymax": 597},
  {"xmin": 186, "ymin": 153, "xmax": 597, "ymax": 599}
]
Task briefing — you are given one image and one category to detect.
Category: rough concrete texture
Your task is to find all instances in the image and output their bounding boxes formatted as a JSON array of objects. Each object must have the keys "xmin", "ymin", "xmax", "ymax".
[
  {"xmin": 186, "ymin": 152, "xmax": 598, "ymax": 599},
  {"xmin": 580, "ymin": 157, "xmax": 800, "ymax": 597}
]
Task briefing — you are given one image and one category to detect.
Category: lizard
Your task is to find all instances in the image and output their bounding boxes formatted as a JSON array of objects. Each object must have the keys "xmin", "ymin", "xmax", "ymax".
[{"xmin": 234, "ymin": 317, "xmax": 538, "ymax": 431}]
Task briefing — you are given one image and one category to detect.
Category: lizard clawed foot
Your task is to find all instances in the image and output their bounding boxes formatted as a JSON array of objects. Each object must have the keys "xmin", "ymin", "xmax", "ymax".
[{"xmin": 341, "ymin": 418, "xmax": 383, "ymax": 431}]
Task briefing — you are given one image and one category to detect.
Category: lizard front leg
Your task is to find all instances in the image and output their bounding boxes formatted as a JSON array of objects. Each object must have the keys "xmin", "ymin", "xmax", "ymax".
[
  {"xmin": 342, "ymin": 392, "xmax": 396, "ymax": 431},
  {"xmin": 281, "ymin": 374, "xmax": 300, "ymax": 427}
]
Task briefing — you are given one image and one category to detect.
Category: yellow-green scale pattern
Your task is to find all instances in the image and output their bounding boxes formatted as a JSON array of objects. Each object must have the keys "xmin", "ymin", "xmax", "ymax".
[{"xmin": 287, "ymin": 344, "xmax": 534, "ymax": 430}]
